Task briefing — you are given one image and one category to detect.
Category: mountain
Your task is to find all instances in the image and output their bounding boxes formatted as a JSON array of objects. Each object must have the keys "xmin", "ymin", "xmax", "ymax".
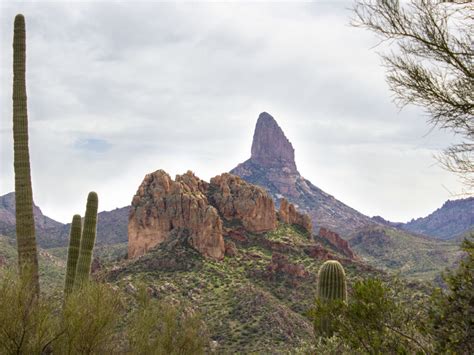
[
  {"xmin": 0, "ymin": 192, "xmax": 67, "ymax": 248},
  {"xmin": 230, "ymin": 112, "xmax": 374, "ymax": 237},
  {"xmin": 401, "ymin": 197, "xmax": 473, "ymax": 240},
  {"xmin": 0, "ymin": 192, "xmax": 129, "ymax": 248}
]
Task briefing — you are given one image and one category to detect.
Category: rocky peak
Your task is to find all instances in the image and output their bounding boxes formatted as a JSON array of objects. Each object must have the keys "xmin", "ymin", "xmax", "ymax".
[
  {"xmin": 128, "ymin": 170, "xmax": 224, "ymax": 260},
  {"xmin": 230, "ymin": 112, "xmax": 374, "ymax": 237},
  {"xmin": 128, "ymin": 170, "xmax": 279, "ymax": 260},
  {"xmin": 250, "ymin": 112, "xmax": 297, "ymax": 173}
]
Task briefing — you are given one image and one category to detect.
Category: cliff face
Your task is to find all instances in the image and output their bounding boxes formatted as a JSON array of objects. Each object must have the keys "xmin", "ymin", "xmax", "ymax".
[
  {"xmin": 128, "ymin": 170, "xmax": 225, "ymax": 260},
  {"xmin": 230, "ymin": 112, "xmax": 373, "ymax": 238},
  {"xmin": 128, "ymin": 170, "xmax": 285, "ymax": 260},
  {"xmin": 209, "ymin": 173, "xmax": 277, "ymax": 233}
]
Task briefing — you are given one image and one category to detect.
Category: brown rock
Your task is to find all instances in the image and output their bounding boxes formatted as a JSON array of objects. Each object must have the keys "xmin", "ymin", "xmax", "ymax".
[
  {"xmin": 128, "ymin": 170, "xmax": 225, "ymax": 260},
  {"xmin": 304, "ymin": 244, "xmax": 333, "ymax": 260},
  {"xmin": 267, "ymin": 253, "xmax": 308, "ymax": 278},
  {"xmin": 209, "ymin": 173, "xmax": 277, "ymax": 233},
  {"xmin": 224, "ymin": 241, "xmax": 238, "ymax": 257},
  {"xmin": 277, "ymin": 198, "xmax": 313, "ymax": 233},
  {"xmin": 318, "ymin": 227, "xmax": 356, "ymax": 259}
]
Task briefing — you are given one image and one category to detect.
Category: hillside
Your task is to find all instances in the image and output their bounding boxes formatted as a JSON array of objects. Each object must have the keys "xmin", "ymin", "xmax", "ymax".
[
  {"xmin": 348, "ymin": 226, "xmax": 463, "ymax": 280},
  {"xmin": 106, "ymin": 222, "xmax": 379, "ymax": 353}
]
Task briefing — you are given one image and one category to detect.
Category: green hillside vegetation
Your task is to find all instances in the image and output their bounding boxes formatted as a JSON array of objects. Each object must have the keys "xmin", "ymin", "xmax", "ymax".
[
  {"xmin": 349, "ymin": 226, "xmax": 463, "ymax": 280},
  {"xmin": 104, "ymin": 223, "xmax": 381, "ymax": 353},
  {"xmin": 0, "ymin": 235, "xmax": 65, "ymax": 290}
]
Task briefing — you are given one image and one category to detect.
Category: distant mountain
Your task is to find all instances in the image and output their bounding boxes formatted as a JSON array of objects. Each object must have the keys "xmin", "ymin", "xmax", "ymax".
[
  {"xmin": 401, "ymin": 197, "xmax": 473, "ymax": 240},
  {"xmin": 0, "ymin": 192, "xmax": 67, "ymax": 248},
  {"xmin": 230, "ymin": 112, "xmax": 375, "ymax": 237},
  {"xmin": 0, "ymin": 192, "xmax": 129, "ymax": 248}
]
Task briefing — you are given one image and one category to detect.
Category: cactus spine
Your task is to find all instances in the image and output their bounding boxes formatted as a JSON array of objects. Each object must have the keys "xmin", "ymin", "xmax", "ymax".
[
  {"xmin": 12, "ymin": 14, "xmax": 39, "ymax": 293},
  {"xmin": 317, "ymin": 260, "xmax": 347, "ymax": 301},
  {"xmin": 64, "ymin": 214, "xmax": 82, "ymax": 296},
  {"xmin": 74, "ymin": 192, "xmax": 98, "ymax": 288}
]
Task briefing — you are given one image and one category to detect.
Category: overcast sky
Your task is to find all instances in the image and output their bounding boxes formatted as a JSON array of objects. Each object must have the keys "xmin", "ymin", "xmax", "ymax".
[{"xmin": 0, "ymin": 0, "xmax": 466, "ymax": 223}]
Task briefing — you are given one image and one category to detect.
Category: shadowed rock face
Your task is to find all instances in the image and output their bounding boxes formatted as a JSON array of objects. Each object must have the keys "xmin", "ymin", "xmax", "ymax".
[
  {"xmin": 231, "ymin": 112, "xmax": 373, "ymax": 237},
  {"xmin": 128, "ymin": 170, "xmax": 224, "ymax": 260}
]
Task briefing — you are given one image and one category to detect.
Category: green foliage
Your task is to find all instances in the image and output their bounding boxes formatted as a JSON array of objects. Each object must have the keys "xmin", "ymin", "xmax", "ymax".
[
  {"xmin": 74, "ymin": 192, "xmax": 98, "ymax": 288},
  {"xmin": 12, "ymin": 13, "xmax": 39, "ymax": 294},
  {"xmin": 427, "ymin": 236, "xmax": 474, "ymax": 354},
  {"xmin": 0, "ymin": 268, "xmax": 58, "ymax": 354},
  {"xmin": 317, "ymin": 260, "xmax": 347, "ymax": 301},
  {"xmin": 64, "ymin": 214, "xmax": 82, "ymax": 297},
  {"xmin": 310, "ymin": 278, "xmax": 431, "ymax": 353},
  {"xmin": 55, "ymin": 282, "xmax": 123, "ymax": 354},
  {"xmin": 127, "ymin": 287, "xmax": 209, "ymax": 354}
]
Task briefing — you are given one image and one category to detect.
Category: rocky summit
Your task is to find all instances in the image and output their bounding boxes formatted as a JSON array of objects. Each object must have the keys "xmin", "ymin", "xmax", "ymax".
[
  {"xmin": 128, "ymin": 170, "xmax": 312, "ymax": 261},
  {"xmin": 128, "ymin": 170, "xmax": 225, "ymax": 260},
  {"xmin": 231, "ymin": 112, "xmax": 374, "ymax": 237}
]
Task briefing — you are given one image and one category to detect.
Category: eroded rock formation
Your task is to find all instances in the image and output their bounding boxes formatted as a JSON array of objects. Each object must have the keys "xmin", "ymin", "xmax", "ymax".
[
  {"xmin": 129, "ymin": 170, "xmax": 281, "ymax": 260},
  {"xmin": 318, "ymin": 227, "xmax": 355, "ymax": 259},
  {"xmin": 209, "ymin": 173, "xmax": 277, "ymax": 233},
  {"xmin": 128, "ymin": 170, "xmax": 225, "ymax": 260},
  {"xmin": 277, "ymin": 198, "xmax": 312, "ymax": 233}
]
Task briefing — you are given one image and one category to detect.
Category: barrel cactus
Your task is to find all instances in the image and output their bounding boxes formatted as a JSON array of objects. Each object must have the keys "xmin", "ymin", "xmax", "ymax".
[
  {"xmin": 74, "ymin": 192, "xmax": 98, "ymax": 288},
  {"xmin": 317, "ymin": 260, "xmax": 347, "ymax": 301},
  {"xmin": 12, "ymin": 14, "xmax": 39, "ymax": 294}
]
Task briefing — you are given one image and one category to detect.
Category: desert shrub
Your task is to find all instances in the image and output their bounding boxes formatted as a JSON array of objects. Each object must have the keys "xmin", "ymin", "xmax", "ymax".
[
  {"xmin": 310, "ymin": 278, "xmax": 431, "ymax": 354},
  {"xmin": 127, "ymin": 287, "xmax": 209, "ymax": 354},
  {"xmin": 54, "ymin": 282, "xmax": 124, "ymax": 354},
  {"xmin": 0, "ymin": 267, "xmax": 58, "ymax": 354}
]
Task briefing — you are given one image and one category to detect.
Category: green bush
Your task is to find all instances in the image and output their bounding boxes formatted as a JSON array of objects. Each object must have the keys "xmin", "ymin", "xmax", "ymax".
[
  {"xmin": 127, "ymin": 287, "xmax": 209, "ymax": 354},
  {"xmin": 55, "ymin": 282, "xmax": 123, "ymax": 354},
  {"xmin": 0, "ymin": 268, "xmax": 58, "ymax": 354}
]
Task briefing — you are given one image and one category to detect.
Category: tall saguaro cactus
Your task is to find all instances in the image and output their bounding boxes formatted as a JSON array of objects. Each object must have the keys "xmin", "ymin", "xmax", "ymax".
[
  {"xmin": 12, "ymin": 14, "xmax": 39, "ymax": 293},
  {"xmin": 74, "ymin": 192, "xmax": 98, "ymax": 288},
  {"xmin": 64, "ymin": 214, "xmax": 82, "ymax": 297},
  {"xmin": 317, "ymin": 260, "xmax": 347, "ymax": 301}
]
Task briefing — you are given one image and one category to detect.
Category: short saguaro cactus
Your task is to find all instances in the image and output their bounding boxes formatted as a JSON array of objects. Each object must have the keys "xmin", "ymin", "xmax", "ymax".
[{"xmin": 317, "ymin": 260, "xmax": 347, "ymax": 302}]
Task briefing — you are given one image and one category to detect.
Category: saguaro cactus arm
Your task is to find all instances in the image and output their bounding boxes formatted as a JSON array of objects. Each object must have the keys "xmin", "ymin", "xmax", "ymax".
[
  {"xmin": 64, "ymin": 214, "xmax": 82, "ymax": 297},
  {"xmin": 74, "ymin": 192, "xmax": 98, "ymax": 288}
]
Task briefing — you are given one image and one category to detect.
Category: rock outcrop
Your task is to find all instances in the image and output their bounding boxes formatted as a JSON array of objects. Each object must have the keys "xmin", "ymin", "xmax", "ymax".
[
  {"xmin": 128, "ymin": 170, "xmax": 280, "ymax": 260},
  {"xmin": 318, "ymin": 227, "xmax": 355, "ymax": 259},
  {"xmin": 209, "ymin": 173, "xmax": 276, "ymax": 233},
  {"xmin": 128, "ymin": 170, "xmax": 225, "ymax": 260},
  {"xmin": 277, "ymin": 198, "xmax": 312, "ymax": 233},
  {"xmin": 230, "ymin": 112, "xmax": 375, "ymax": 237}
]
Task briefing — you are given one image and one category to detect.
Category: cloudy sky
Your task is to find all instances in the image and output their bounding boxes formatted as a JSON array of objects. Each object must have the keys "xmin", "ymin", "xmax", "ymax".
[{"xmin": 0, "ymin": 0, "xmax": 465, "ymax": 223}]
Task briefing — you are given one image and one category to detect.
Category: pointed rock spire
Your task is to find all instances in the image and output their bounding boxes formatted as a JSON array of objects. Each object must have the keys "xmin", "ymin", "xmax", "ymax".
[{"xmin": 250, "ymin": 112, "xmax": 297, "ymax": 173}]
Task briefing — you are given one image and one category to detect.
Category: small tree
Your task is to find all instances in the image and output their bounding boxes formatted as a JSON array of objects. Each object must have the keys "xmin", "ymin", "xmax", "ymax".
[{"xmin": 353, "ymin": 0, "xmax": 473, "ymax": 191}]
